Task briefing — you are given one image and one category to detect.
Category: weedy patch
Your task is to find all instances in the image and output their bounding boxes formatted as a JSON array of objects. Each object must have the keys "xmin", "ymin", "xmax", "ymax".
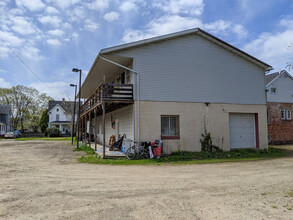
[
  {"xmin": 261, "ymin": 192, "xmax": 268, "ymax": 196},
  {"xmin": 74, "ymin": 143, "xmax": 95, "ymax": 155},
  {"xmin": 271, "ymin": 205, "xmax": 278, "ymax": 209}
]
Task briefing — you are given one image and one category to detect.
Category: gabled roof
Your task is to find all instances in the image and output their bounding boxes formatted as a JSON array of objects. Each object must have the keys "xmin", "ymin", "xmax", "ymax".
[
  {"xmin": 266, "ymin": 72, "xmax": 279, "ymax": 84},
  {"xmin": 48, "ymin": 100, "xmax": 77, "ymax": 114},
  {"xmin": 266, "ymin": 70, "xmax": 293, "ymax": 86},
  {"xmin": 100, "ymin": 28, "xmax": 272, "ymax": 69}
]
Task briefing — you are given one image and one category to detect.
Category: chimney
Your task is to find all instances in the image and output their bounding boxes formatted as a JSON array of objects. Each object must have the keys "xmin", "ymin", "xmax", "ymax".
[{"xmin": 62, "ymin": 98, "xmax": 65, "ymax": 104}]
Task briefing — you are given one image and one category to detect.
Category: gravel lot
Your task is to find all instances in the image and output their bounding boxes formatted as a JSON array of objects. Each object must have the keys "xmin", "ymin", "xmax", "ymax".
[{"xmin": 0, "ymin": 141, "xmax": 293, "ymax": 220}]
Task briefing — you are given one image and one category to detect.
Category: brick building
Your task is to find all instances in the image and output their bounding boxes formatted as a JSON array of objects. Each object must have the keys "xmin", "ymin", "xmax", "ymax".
[{"xmin": 266, "ymin": 70, "xmax": 293, "ymax": 144}]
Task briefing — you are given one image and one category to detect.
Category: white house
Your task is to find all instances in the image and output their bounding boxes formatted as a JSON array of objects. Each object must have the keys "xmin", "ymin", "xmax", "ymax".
[
  {"xmin": 48, "ymin": 100, "xmax": 77, "ymax": 135},
  {"xmin": 266, "ymin": 70, "xmax": 293, "ymax": 143},
  {"xmin": 0, "ymin": 104, "xmax": 13, "ymax": 136},
  {"xmin": 78, "ymin": 28, "xmax": 272, "ymax": 157}
]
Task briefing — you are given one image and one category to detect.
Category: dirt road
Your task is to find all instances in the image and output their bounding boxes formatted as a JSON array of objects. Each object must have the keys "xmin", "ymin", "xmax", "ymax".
[{"xmin": 0, "ymin": 141, "xmax": 292, "ymax": 220}]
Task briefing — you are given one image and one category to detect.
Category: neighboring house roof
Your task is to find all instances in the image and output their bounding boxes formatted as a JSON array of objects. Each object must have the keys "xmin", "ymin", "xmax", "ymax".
[
  {"xmin": 266, "ymin": 72, "xmax": 280, "ymax": 84},
  {"xmin": 266, "ymin": 70, "xmax": 293, "ymax": 86},
  {"xmin": 48, "ymin": 100, "xmax": 77, "ymax": 113}
]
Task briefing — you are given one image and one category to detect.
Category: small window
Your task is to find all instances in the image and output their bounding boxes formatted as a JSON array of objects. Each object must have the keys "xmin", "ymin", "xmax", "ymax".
[
  {"xmin": 271, "ymin": 88, "xmax": 277, "ymax": 94},
  {"xmin": 267, "ymin": 109, "xmax": 270, "ymax": 124},
  {"xmin": 56, "ymin": 114, "xmax": 59, "ymax": 121},
  {"xmin": 281, "ymin": 109, "xmax": 291, "ymax": 120},
  {"xmin": 161, "ymin": 115, "xmax": 179, "ymax": 139},
  {"xmin": 56, "ymin": 108, "xmax": 59, "ymax": 112}
]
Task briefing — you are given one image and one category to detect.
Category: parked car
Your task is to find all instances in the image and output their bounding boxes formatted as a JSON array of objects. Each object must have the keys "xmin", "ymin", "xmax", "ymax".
[
  {"xmin": 4, "ymin": 132, "xmax": 15, "ymax": 139},
  {"xmin": 14, "ymin": 130, "xmax": 22, "ymax": 138}
]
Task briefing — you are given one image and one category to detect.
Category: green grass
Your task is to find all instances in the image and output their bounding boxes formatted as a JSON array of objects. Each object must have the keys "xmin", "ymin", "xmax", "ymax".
[
  {"xmin": 76, "ymin": 147, "xmax": 288, "ymax": 165},
  {"xmin": 16, "ymin": 137, "xmax": 74, "ymax": 142},
  {"xmin": 73, "ymin": 143, "xmax": 95, "ymax": 154}
]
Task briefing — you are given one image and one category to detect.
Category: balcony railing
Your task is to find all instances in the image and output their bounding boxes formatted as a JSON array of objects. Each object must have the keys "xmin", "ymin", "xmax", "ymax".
[{"xmin": 80, "ymin": 83, "xmax": 133, "ymax": 115}]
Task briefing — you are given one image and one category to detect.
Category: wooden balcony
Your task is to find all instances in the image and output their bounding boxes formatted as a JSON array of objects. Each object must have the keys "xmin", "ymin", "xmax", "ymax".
[{"xmin": 80, "ymin": 83, "xmax": 134, "ymax": 117}]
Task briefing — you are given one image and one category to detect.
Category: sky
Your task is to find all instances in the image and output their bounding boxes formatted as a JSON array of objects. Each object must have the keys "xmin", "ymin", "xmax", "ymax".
[{"xmin": 0, "ymin": 0, "xmax": 293, "ymax": 100}]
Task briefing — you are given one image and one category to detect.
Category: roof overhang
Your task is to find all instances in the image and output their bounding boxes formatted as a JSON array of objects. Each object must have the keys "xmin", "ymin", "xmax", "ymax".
[{"xmin": 79, "ymin": 55, "xmax": 133, "ymax": 98}]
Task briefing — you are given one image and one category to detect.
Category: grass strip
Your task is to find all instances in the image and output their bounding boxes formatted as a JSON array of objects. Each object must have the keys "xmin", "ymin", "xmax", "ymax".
[
  {"xmin": 16, "ymin": 137, "xmax": 73, "ymax": 141},
  {"xmin": 76, "ymin": 146, "xmax": 288, "ymax": 165}
]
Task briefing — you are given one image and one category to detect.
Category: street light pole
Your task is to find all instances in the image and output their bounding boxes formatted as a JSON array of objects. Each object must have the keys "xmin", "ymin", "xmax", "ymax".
[
  {"xmin": 70, "ymin": 84, "xmax": 77, "ymax": 145},
  {"xmin": 72, "ymin": 68, "xmax": 82, "ymax": 149}
]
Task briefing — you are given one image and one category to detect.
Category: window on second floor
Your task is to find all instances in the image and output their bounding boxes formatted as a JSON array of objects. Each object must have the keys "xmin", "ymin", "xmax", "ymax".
[
  {"xmin": 281, "ymin": 109, "xmax": 291, "ymax": 120},
  {"xmin": 56, "ymin": 114, "xmax": 59, "ymax": 121},
  {"xmin": 271, "ymin": 87, "xmax": 277, "ymax": 94}
]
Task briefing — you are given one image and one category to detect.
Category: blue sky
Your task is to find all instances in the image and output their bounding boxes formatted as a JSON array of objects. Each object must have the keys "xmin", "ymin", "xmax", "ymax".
[{"xmin": 0, "ymin": 0, "xmax": 293, "ymax": 100}]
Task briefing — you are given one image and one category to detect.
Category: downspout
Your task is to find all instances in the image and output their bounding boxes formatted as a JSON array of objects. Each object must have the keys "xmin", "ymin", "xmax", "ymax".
[{"xmin": 98, "ymin": 55, "xmax": 140, "ymax": 144}]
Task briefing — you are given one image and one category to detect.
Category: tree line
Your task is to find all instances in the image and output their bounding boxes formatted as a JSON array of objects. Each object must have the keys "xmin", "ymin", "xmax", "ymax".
[{"xmin": 0, "ymin": 85, "xmax": 52, "ymax": 133}]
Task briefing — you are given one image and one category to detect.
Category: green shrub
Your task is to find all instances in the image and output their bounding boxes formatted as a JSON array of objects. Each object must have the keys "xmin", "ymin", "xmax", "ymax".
[
  {"xmin": 200, "ymin": 130, "xmax": 220, "ymax": 152},
  {"xmin": 45, "ymin": 127, "xmax": 61, "ymax": 137}
]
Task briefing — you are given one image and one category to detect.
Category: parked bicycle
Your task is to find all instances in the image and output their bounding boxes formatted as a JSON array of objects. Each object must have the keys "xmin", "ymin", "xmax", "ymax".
[{"xmin": 125, "ymin": 141, "xmax": 159, "ymax": 160}]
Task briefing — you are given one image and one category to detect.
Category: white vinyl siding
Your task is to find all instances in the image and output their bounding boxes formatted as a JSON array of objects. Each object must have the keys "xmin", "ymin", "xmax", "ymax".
[
  {"xmin": 93, "ymin": 105, "xmax": 134, "ymax": 145},
  {"xmin": 110, "ymin": 34, "xmax": 266, "ymax": 105},
  {"xmin": 267, "ymin": 72, "xmax": 293, "ymax": 103}
]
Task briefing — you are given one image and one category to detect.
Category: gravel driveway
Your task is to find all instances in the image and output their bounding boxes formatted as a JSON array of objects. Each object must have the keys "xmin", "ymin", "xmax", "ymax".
[{"xmin": 0, "ymin": 141, "xmax": 292, "ymax": 220}]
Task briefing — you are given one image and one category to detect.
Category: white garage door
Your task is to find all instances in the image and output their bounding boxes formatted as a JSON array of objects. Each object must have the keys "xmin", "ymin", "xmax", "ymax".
[{"xmin": 229, "ymin": 113, "xmax": 256, "ymax": 149}]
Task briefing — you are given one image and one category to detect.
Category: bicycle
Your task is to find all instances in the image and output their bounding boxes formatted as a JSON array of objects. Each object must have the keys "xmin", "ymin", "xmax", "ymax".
[{"xmin": 125, "ymin": 141, "xmax": 157, "ymax": 160}]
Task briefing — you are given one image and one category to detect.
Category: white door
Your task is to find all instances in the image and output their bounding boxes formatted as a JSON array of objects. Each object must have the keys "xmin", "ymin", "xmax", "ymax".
[{"xmin": 229, "ymin": 113, "xmax": 256, "ymax": 149}]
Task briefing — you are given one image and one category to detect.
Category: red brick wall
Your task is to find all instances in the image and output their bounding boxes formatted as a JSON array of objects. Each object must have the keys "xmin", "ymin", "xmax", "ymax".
[{"xmin": 267, "ymin": 102, "xmax": 293, "ymax": 144}]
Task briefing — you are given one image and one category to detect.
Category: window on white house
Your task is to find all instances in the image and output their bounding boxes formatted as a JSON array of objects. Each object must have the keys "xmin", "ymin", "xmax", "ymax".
[
  {"xmin": 56, "ymin": 114, "xmax": 59, "ymax": 121},
  {"xmin": 271, "ymin": 88, "xmax": 277, "ymax": 94},
  {"xmin": 56, "ymin": 108, "xmax": 59, "ymax": 112},
  {"xmin": 281, "ymin": 109, "xmax": 291, "ymax": 120},
  {"xmin": 161, "ymin": 115, "xmax": 179, "ymax": 138}
]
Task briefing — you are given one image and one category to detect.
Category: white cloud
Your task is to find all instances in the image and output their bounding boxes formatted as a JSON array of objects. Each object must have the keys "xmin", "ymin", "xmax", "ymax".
[
  {"xmin": 15, "ymin": 0, "xmax": 46, "ymax": 11},
  {"xmin": 30, "ymin": 81, "xmax": 74, "ymax": 100},
  {"xmin": 104, "ymin": 11, "xmax": 120, "ymax": 22},
  {"xmin": 244, "ymin": 29, "xmax": 293, "ymax": 70},
  {"xmin": 46, "ymin": 0, "xmax": 80, "ymax": 9},
  {"xmin": 122, "ymin": 15, "xmax": 248, "ymax": 43},
  {"xmin": 19, "ymin": 45, "xmax": 43, "ymax": 60},
  {"xmin": 88, "ymin": 0, "xmax": 109, "ymax": 11},
  {"xmin": 38, "ymin": 15, "xmax": 62, "ymax": 27},
  {"xmin": 0, "ymin": 31, "xmax": 25, "ymax": 47},
  {"xmin": 84, "ymin": 19, "xmax": 99, "ymax": 31},
  {"xmin": 0, "ymin": 78, "xmax": 11, "ymax": 88},
  {"xmin": 48, "ymin": 29, "xmax": 64, "ymax": 36},
  {"xmin": 123, "ymin": 15, "xmax": 202, "ymax": 42},
  {"xmin": 47, "ymin": 39, "xmax": 62, "ymax": 46},
  {"xmin": 72, "ymin": 32, "xmax": 79, "ymax": 39},
  {"xmin": 11, "ymin": 16, "xmax": 40, "ymax": 35},
  {"xmin": 0, "ymin": 46, "xmax": 10, "ymax": 58},
  {"xmin": 153, "ymin": 0, "xmax": 204, "ymax": 16},
  {"xmin": 72, "ymin": 6, "xmax": 86, "ymax": 19},
  {"xmin": 119, "ymin": 0, "xmax": 139, "ymax": 12},
  {"xmin": 45, "ymin": 6, "xmax": 59, "ymax": 14}
]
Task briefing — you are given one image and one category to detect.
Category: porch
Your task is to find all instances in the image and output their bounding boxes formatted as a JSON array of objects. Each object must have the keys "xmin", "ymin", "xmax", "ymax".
[
  {"xmin": 89, "ymin": 142, "xmax": 126, "ymax": 157},
  {"xmin": 79, "ymin": 83, "xmax": 134, "ymax": 158}
]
